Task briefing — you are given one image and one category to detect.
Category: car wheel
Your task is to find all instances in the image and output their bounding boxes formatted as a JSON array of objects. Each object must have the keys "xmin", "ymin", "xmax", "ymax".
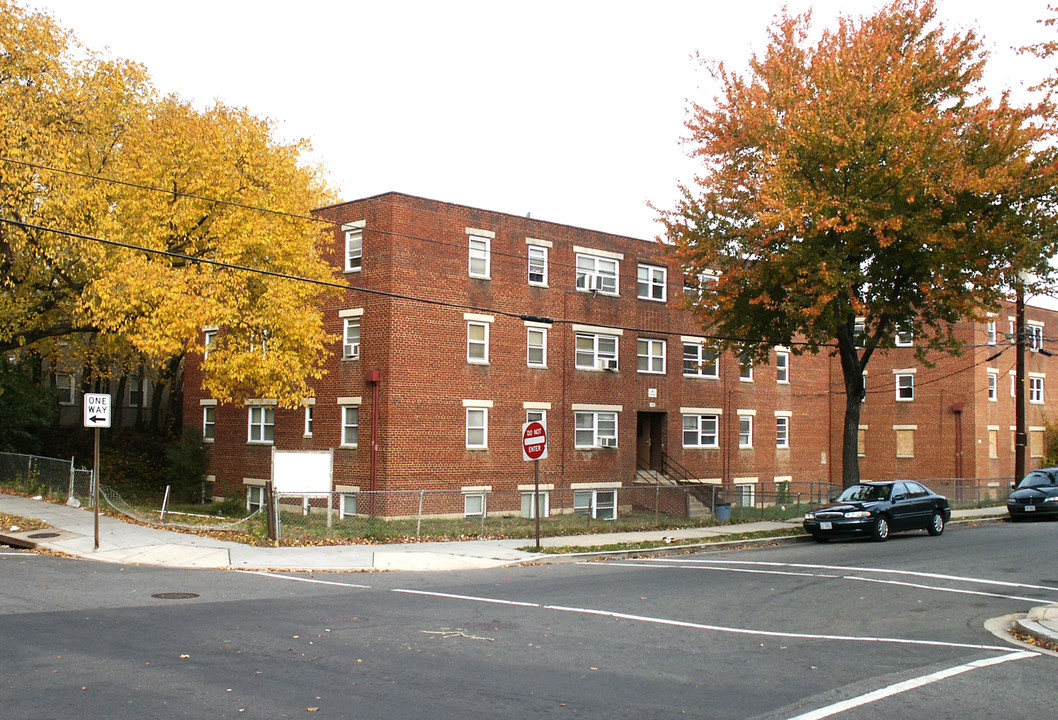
[
  {"xmin": 927, "ymin": 511, "xmax": 945, "ymax": 536},
  {"xmin": 872, "ymin": 516, "xmax": 890, "ymax": 542}
]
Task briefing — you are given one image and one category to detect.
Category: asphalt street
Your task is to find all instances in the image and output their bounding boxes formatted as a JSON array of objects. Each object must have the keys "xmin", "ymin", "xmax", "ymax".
[{"xmin": 2, "ymin": 520, "xmax": 1056, "ymax": 719}]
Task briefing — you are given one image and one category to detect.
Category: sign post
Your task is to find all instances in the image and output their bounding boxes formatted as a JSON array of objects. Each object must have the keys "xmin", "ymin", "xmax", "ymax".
[
  {"xmin": 83, "ymin": 393, "xmax": 112, "ymax": 550},
  {"xmin": 522, "ymin": 421, "xmax": 548, "ymax": 549}
]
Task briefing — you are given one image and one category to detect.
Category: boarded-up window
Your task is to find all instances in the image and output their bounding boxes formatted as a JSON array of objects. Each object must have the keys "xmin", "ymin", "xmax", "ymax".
[
  {"xmin": 988, "ymin": 429, "xmax": 998, "ymax": 459},
  {"xmin": 1030, "ymin": 429, "xmax": 1045, "ymax": 458},
  {"xmin": 896, "ymin": 429, "xmax": 914, "ymax": 458},
  {"xmin": 857, "ymin": 428, "xmax": 866, "ymax": 457}
]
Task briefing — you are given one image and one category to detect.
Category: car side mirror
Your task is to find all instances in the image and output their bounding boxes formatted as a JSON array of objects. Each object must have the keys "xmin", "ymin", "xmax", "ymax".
[
  {"xmin": 892, "ymin": 494, "xmax": 906, "ymax": 502},
  {"xmin": 1011, "ymin": 482, "xmax": 1017, "ymax": 490}
]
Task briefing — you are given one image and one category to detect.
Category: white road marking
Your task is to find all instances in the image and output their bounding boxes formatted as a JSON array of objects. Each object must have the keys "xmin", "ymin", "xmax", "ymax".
[
  {"xmin": 785, "ymin": 651, "xmax": 1038, "ymax": 720},
  {"xmin": 238, "ymin": 570, "xmax": 371, "ymax": 588},
  {"xmin": 392, "ymin": 588, "xmax": 1011, "ymax": 652},
  {"xmin": 645, "ymin": 558, "xmax": 1058, "ymax": 594},
  {"xmin": 600, "ymin": 561, "xmax": 1055, "ymax": 604},
  {"xmin": 393, "ymin": 588, "xmax": 541, "ymax": 608}
]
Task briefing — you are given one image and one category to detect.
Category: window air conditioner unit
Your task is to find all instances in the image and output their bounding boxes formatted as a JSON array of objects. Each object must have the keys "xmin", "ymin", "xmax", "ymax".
[
  {"xmin": 603, "ymin": 359, "xmax": 618, "ymax": 371},
  {"xmin": 584, "ymin": 274, "xmax": 599, "ymax": 292},
  {"xmin": 599, "ymin": 437, "xmax": 618, "ymax": 448},
  {"xmin": 345, "ymin": 342, "xmax": 360, "ymax": 358}
]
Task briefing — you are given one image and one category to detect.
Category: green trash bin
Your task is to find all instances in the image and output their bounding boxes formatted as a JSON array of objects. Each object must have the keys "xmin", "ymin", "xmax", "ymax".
[{"xmin": 715, "ymin": 503, "xmax": 731, "ymax": 522}]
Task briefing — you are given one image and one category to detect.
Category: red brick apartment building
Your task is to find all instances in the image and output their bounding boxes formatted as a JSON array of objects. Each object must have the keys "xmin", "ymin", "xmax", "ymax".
[{"xmin": 184, "ymin": 192, "xmax": 1058, "ymax": 513}]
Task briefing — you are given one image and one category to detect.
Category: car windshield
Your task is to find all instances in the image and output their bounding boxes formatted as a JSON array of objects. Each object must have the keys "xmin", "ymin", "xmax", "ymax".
[
  {"xmin": 837, "ymin": 484, "xmax": 891, "ymax": 502},
  {"xmin": 1017, "ymin": 471, "xmax": 1057, "ymax": 489}
]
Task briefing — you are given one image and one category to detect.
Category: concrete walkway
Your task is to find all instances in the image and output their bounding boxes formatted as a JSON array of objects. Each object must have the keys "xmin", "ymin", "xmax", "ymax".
[{"xmin": 2, "ymin": 492, "xmax": 1054, "ymax": 649}]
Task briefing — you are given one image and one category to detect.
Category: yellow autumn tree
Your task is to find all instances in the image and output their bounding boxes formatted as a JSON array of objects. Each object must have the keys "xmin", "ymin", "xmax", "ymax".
[{"xmin": 0, "ymin": 0, "xmax": 341, "ymax": 406}]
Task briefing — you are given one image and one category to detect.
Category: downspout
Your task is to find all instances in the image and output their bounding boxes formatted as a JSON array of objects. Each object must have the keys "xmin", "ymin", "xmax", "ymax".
[{"xmin": 366, "ymin": 369, "xmax": 381, "ymax": 517}]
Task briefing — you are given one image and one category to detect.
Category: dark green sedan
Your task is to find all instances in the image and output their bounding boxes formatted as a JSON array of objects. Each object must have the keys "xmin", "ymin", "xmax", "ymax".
[
  {"xmin": 803, "ymin": 481, "xmax": 950, "ymax": 542},
  {"xmin": 1007, "ymin": 467, "xmax": 1058, "ymax": 521}
]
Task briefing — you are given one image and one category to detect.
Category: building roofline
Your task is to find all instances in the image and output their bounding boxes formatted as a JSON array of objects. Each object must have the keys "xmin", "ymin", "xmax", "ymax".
[{"xmin": 314, "ymin": 191, "xmax": 659, "ymax": 245}]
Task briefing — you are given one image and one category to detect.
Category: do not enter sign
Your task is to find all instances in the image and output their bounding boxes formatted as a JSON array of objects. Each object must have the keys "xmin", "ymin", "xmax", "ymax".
[{"xmin": 522, "ymin": 420, "xmax": 548, "ymax": 461}]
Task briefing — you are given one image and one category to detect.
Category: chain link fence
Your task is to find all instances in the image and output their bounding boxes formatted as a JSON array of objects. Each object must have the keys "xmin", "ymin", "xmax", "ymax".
[{"xmin": 1, "ymin": 451, "xmax": 1012, "ymax": 545}]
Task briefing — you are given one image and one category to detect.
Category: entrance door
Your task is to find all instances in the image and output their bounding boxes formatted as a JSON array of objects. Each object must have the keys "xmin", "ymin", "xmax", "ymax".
[{"xmin": 636, "ymin": 412, "xmax": 666, "ymax": 471}]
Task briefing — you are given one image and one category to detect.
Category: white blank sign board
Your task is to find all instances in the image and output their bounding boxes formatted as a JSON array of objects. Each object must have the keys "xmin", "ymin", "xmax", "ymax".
[{"xmin": 272, "ymin": 449, "xmax": 333, "ymax": 494}]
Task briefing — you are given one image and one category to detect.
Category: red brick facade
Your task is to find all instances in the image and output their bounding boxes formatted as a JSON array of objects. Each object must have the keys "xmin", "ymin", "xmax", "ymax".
[{"xmin": 184, "ymin": 192, "xmax": 1057, "ymax": 507}]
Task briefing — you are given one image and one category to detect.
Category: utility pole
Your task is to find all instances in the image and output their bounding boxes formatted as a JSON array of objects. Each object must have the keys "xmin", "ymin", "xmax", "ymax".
[{"xmin": 1015, "ymin": 279, "xmax": 1027, "ymax": 484}]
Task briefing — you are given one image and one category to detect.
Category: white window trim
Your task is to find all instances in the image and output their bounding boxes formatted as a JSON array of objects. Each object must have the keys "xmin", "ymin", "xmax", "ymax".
[
  {"xmin": 986, "ymin": 319, "xmax": 997, "ymax": 345},
  {"xmin": 575, "ymin": 331, "xmax": 619, "ymax": 371},
  {"xmin": 776, "ymin": 415, "xmax": 790, "ymax": 448},
  {"xmin": 637, "ymin": 263, "xmax": 667, "ymax": 302},
  {"xmin": 342, "ymin": 316, "xmax": 361, "ymax": 360},
  {"xmin": 303, "ymin": 402, "xmax": 314, "ymax": 438},
  {"xmin": 682, "ymin": 413, "xmax": 719, "ymax": 449},
  {"xmin": 465, "ymin": 405, "xmax": 489, "ymax": 450},
  {"xmin": 466, "ymin": 314, "xmax": 494, "ymax": 364},
  {"xmin": 340, "ymin": 404, "xmax": 359, "ymax": 448},
  {"xmin": 467, "ymin": 228, "xmax": 494, "ymax": 279},
  {"xmin": 202, "ymin": 405, "xmax": 215, "ymax": 443},
  {"xmin": 247, "ymin": 403, "xmax": 275, "ymax": 444},
  {"xmin": 987, "ymin": 369, "xmax": 998, "ymax": 402},
  {"xmin": 738, "ymin": 414, "xmax": 754, "ymax": 449},
  {"xmin": 775, "ymin": 349, "xmax": 790, "ymax": 384},
  {"xmin": 342, "ymin": 221, "xmax": 365, "ymax": 273},
  {"xmin": 527, "ymin": 241, "xmax": 550, "ymax": 287},
  {"xmin": 1028, "ymin": 322, "xmax": 1044, "ymax": 352},
  {"xmin": 526, "ymin": 323, "xmax": 548, "ymax": 368},
  {"xmin": 682, "ymin": 339, "xmax": 719, "ymax": 378},
  {"xmin": 574, "ymin": 249, "xmax": 621, "ymax": 296},
  {"xmin": 574, "ymin": 409, "xmax": 619, "ymax": 449},
  {"xmin": 1029, "ymin": 373, "xmax": 1045, "ymax": 404},
  {"xmin": 637, "ymin": 338, "xmax": 666, "ymax": 374},
  {"xmin": 55, "ymin": 373, "xmax": 76, "ymax": 406},
  {"xmin": 894, "ymin": 369, "xmax": 916, "ymax": 402}
]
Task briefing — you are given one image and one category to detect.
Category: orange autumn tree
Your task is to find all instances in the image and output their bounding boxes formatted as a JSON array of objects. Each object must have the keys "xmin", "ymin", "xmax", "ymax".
[{"xmin": 661, "ymin": 0, "xmax": 1057, "ymax": 487}]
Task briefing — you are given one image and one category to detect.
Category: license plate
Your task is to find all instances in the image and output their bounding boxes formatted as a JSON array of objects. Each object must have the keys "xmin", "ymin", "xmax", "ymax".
[
  {"xmin": 1026, "ymin": 505, "xmax": 1036, "ymax": 512},
  {"xmin": 820, "ymin": 521, "xmax": 833, "ymax": 530}
]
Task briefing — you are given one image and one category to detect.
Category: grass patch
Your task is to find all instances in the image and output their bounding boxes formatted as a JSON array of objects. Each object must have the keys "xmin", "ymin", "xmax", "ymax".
[{"xmin": 520, "ymin": 527, "xmax": 805, "ymax": 554}]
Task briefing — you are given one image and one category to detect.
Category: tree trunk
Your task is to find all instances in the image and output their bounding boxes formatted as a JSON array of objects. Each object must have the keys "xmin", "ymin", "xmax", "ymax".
[{"xmin": 836, "ymin": 330, "xmax": 868, "ymax": 489}]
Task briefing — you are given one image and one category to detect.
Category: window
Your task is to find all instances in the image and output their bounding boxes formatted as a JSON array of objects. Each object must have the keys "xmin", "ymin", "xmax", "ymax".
[
  {"xmin": 575, "ymin": 332, "xmax": 618, "ymax": 370},
  {"xmin": 54, "ymin": 373, "xmax": 75, "ymax": 405},
  {"xmin": 1029, "ymin": 324, "xmax": 1044, "ymax": 352},
  {"xmin": 854, "ymin": 318, "xmax": 866, "ymax": 348},
  {"xmin": 203, "ymin": 406, "xmax": 215, "ymax": 442},
  {"xmin": 468, "ymin": 234, "xmax": 490, "ymax": 278},
  {"xmin": 304, "ymin": 405, "xmax": 314, "ymax": 437},
  {"xmin": 988, "ymin": 428, "xmax": 999, "ymax": 459},
  {"xmin": 574, "ymin": 488, "xmax": 617, "ymax": 520},
  {"xmin": 343, "ymin": 318, "xmax": 361, "ymax": 359},
  {"xmin": 575, "ymin": 411, "xmax": 617, "ymax": 448},
  {"xmin": 342, "ymin": 405, "xmax": 359, "ymax": 446},
  {"xmin": 521, "ymin": 491, "xmax": 549, "ymax": 519},
  {"xmin": 247, "ymin": 485, "xmax": 266, "ymax": 512},
  {"xmin": 776, "ymin": 416, "xmax": 790, "ymax": 448},
  {"xmin": 637, "ymin": 338, "xmax": 666, "ymax": 374},
  {"xmin": 128, "ymin": 377, "xmax": 146, "ymax": 407},
  {"xmin": 775, "ymin": 350, "xmax": 789, "ymax": 383},
  {"xmin": 466, "ymin": 407, "xmax": 488, "ymax": 449},
  {"xmin": 1030, "ymin": 428, "xmax": 1045, "ymax": 458},
  {"xmin": 637, "ymin": 264, "xmax": 667, "ymax": 301},
  {"xmin": 576, "ymin": 253, "xmax": 619, "ymax": 295},
  {"xmin": 526, "ymin": 409, "xmax": 546, "ymax": 425},
  {"xmin": 895, "ymin": 426, "xmax": 915, "ymax": 458},
  {"xmin": 739, "ymin": 356, "xmax": 753, "ymax": 381},
  {"xmin": 683, "ymin": 270, "xmax": 719, "ymax": 295},
  {"xmin": 683, "ymin": 343, "xmax": 718, "ymax": 378},
  {"xmin": 895, "ymin": 373, "xmax": 915, "ymax": 401},
  {"xmin": 739, "ymin": 415, "xmax": 753, "ymax": 448},
  {"xmin": 528, "ymin": 245, "xmax": 548, "ymax": 286},
  {"xmin": 988, "ymin": 371, "xmax": 998, "ymax": 402},
  {"xmin": 895, "ymin": 326, "xmax": 913, "ymax": 347},
  {"xmin": 250, "ymin": 328, "xmax": 270, "ymax": 354},
  {"xmin": 857, "ymin": 426, "xmax": 867, "ymax": 457},
  {"xmin": 204, "ymin": 329, "xmax": 217, "ymax": 359},
  {"xmin": 340, "ymin": 493, "xmax": 357, "ymax": 518},
  {"xmin": 527, "ymin": 326, "xmax": 547, "ymax": 367},
  {"xmin": 735, "ymin": 483, "xmax": 755, "ymax": 507},
  {"xmin": 1030, "ymin": 375, "xmax": 1044, "ymax": 404},
  {"xmin": 464, "ymin": 492, "xmax": 486, "ymax": 517},
  {"xmin": 467, "ymin": 321, "xmax": 489, "ymax": 363},
  {"xmin": 683, "ymin": 414, "xmax": 719, "ymax": 448},
  {"xmin": 248, "ymin": 405, "xmax": 275, "ymax": 443},
  {"xmin": 344, "ymin": 227, "xmax": 363, "ymax": 272},
  {"xmin": 986, "ymin": 320, "xmax": 997, "ymax": 345}
]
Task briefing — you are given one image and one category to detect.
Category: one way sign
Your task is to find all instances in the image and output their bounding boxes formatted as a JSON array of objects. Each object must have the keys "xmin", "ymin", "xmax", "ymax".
[{"xmin": 83, "ymin": 393, "xmax": 112, "ymax": 428}]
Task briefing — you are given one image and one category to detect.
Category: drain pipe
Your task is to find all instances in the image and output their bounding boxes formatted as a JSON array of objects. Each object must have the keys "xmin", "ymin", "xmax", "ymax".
[{"xmin": 366, "ymin": 369, "xmax": 381, "ymax": 517}]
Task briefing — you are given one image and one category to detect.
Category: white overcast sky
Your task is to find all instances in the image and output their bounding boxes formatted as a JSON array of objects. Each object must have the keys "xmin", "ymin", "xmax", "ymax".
[{"xmin": 22, "ymin": 0, "xmax": 1057, "ymax": 241}]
